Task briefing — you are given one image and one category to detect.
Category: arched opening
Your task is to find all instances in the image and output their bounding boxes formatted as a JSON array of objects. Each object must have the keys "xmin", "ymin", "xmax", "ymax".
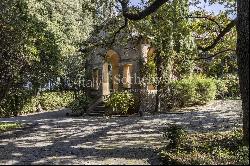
[
  {"xmin": 146, "ymin": 47, "xmax": 157, "ymax": 91},
  {"xmin": 102, "ymin": 50, "xmax": 120, "ymax": 95}
]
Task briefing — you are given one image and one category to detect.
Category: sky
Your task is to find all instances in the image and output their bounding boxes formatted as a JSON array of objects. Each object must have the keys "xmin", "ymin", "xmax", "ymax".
[{"xmin": 129, "ymin": 0, "xmax": 230, "ymax": 15}]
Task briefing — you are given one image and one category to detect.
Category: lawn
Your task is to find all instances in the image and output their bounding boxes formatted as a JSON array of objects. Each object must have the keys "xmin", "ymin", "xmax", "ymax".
[{"xmin": 0, "ymin": 122, "xmax": 22, "ymax": 133}]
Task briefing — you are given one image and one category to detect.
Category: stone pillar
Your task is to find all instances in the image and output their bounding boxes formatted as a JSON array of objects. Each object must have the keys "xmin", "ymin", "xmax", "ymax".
[
  {"xmin": 123, "ymin": 64, "xmax": 133, "ymax": 89},
  {"xmin": 112, "ymin": 64, "xmax": 119, "ymax": 91},
  {"xmin": 118, "ymin": 63, "xmax": 123, "ymax": 91},
  {"xmin": 141, "ymin": 44, "xmax": 150, "ymax": 64},
  {"xmin": 102, "ymin": 62, "xmax": 110, "ymax": 96}
]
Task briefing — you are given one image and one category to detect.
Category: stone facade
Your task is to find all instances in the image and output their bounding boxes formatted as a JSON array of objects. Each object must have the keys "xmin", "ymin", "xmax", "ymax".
[{"xmin": 86, "ymin": 36, "xmax": 156, "ymax": 97}]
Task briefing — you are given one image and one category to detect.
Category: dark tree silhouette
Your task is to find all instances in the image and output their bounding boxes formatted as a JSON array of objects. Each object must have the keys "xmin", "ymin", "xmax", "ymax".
[{"xmin": 236, "ymin": 0, "xmax": 249, "ymax": 145}]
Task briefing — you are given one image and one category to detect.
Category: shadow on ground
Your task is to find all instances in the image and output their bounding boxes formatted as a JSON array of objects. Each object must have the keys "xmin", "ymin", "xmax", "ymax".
[{"xmin": 0, "ymin": 100, "xmax": 243, "ymax": 165}]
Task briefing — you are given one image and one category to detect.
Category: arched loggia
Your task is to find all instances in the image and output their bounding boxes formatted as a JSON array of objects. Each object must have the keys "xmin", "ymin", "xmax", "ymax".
[{"xmin": 102, "ymin": 50, "xmax": 120, "ymax": 95}]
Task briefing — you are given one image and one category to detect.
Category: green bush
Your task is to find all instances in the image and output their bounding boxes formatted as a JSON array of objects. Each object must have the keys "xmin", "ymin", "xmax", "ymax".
[
  {"xmin": 195, "ymin": 77, "xmax": 217, "ymax": 103},
  {"xmin": 20, "ymin": 96, "xmax": 40, "ymax": 115},
  {"xmin": 105, "ymin": 91, "xmax": 138, "ymax": 115},
  {"xmin": 68, "ymin": 94, "xmax": 91, "ymax": 114},
  {"xmin": 216, "ymin": 74, "xmax": 240, "ymax": 99},
  {"xmin": 215, "ymin": 79, "xmax": 229, "ymax": 99},
  {"xmin": 163, "ymin": 124, "xmax": 187, "ymax": 149},
  {"xmin": 0, "ymin": 91, "xmax": 75, "ymax": 117},
  {"xmin": 164, "ymin": 75, "xmax": 217, "ymax": 108},
  {"xmin": 22, "ymin": 91, "xmax": 74, "ymax": 113},
  {"xmin": 39, "ymin": 92, "xmax": 74, "ymax": 111},
  {"xmin": 226, "ymin": 75, "xmax": 240, "ymax": 97},
  {"xmin": 0, "ymin": 89, "xmax": 34, "ymax": 117}
]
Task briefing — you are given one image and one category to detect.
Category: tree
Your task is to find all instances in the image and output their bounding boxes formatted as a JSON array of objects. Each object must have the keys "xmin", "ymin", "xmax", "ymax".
[
  {"xmin": 0, "ymin": 0, "xmax": 99, "ymax": 116},
  {"xmin": 0, "ymin": 0, "xmax": 63, "ymax": 116},
  {"xmin": 190, "ymin": 12, "xmax": 237, "ymax": 77},
  {"xmin": 116, "ymin": 0, "xmax": 248, "ymax": 144},
  {"xmin": 0, "ymin": 0, "xmax": 61, "ymax": 97},
  {"xmin": 132, "ymin": 0, "xmax": 196, "ymax": 112},
  {"xmin": 26, "ymin": 0, "xmax": 95, "ymax": 89},
  {"xmin": 236, "ymin": 0, "xmax": 249, "ymax": 145}
]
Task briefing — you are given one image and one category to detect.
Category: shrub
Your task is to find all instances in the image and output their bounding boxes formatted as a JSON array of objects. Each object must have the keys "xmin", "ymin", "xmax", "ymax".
[
  {"xmin": 195, "ymin": 77, "xmax": 217, "ymax": 104},
  {"xmin": 164, "ymin": 75, "xmax": 217, "ymax": 108},
  {"xmin": 105, "ymin": 91, "xmax": 138, "ymax": 115},
  {"xmin": 160, "ymin": 129, "xmax": 249, "ymax": 165},
  {"xmin": 0, "ymin": 91, "xmax": 75, "ymax": 118},
  {"xmin": 215, "ymin": 75, "xmax": 240, "ymax": 99},
  {"xmin": 39, "ymin": 91, "xmax": 74, "ymax": 111},
  {"xmin": 68, "ymin": 94, "xmax": 91, "ymax": 114},
  {"xmin": 163, "ymin": 124, "xmax": 187, "ymax": 149},
  {"xmin": 0, "ymin": 89, "xmax": 34, "ymax": 117},
  {"xmin": 20, "ymin": 96, "xmax": 40, "ymax": 115},
  {"xmin": 223, "ymin": 74, "xmax": 240, "ymax": 98},
  {"xmin": 215, "ymin": 79, "xmax": 228, "ymax": 99}
]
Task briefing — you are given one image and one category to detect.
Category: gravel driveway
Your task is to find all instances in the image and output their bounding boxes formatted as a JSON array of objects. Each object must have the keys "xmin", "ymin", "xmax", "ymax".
[{"xmin": 0, "ymin": 100, "xmax": 242, "ymax": 165}]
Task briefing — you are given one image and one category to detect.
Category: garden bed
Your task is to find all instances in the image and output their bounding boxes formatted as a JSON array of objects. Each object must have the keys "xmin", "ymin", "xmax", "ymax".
[{"xmin": 160, "ymin": 128, "xmax": 249, "ymax": 165}]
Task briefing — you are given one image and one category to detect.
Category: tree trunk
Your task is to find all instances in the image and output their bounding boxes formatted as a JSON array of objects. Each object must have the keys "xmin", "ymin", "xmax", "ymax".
[
  {"xmin": 236, "ymin": 0, "xmax": 249, "ymax": 145},
  {"xmin": 155, "ymin": 51, "xmax": 163, "ymax": 112}
]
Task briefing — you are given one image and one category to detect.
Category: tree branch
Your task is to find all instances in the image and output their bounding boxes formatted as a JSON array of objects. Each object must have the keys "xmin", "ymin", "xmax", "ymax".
[
  {"xmin": 118, "ymin": 0, "xmax": 236, "ymax": 52},
  {"xmin": 82, "ymin": 0, "xmax": 236, "ymax": 57},
  {"xmin": 197, "ymin": 19, "xmax": 237, "ymax": 52},
  {"xmin": 80, "ymin": 18, "xmax": 128, "ymax": 53},
  {"xmin": 108, "ymin": 18, "xmax": 128, "ymax": 46},
  {"xmin": 119, "ymin": 0, "xmax": 169, "ymax": 20},
  {"xmin": 191, "ymin": 49, "xmax": 236, "ymax": 61},
  {"xmin": 188, "ymin": 15, "xmax": 223, "ymax": 32}
]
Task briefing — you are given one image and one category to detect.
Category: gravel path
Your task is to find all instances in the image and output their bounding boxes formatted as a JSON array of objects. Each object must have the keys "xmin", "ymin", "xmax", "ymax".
[{"xmin": 0, "ymin": 100, "xmax": 242, "ymax": 165}]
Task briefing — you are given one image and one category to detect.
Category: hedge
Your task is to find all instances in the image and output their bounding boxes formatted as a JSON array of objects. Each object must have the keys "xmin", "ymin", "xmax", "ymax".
[{"xmin": 163, "ymin": 75, "xmax": 217, "ymax": 108}]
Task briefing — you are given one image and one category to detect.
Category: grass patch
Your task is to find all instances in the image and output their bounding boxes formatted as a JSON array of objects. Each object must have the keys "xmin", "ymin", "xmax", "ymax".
[
  {"xmin": 0, "ymin": 122, "xmax": 22, "ymax": 132},
  {"xmin": 160, "ymin": 125, "xmax": 249, "ymax": 165}
]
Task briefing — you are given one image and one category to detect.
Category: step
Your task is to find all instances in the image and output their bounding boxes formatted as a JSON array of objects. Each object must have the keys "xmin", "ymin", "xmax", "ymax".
[
  {"xmin": 95, "ymin": 105, "xmax": 106, "ymax": 108},
  {"xmin": 92, "ymin": 109, "xmax": 105, "ymax": 113},
  {"xmin": 88, "ymin": 110, "xmax": 105, "ymax": 115},
  {"xmin": 94, "ymin": 107, "xmax": 105, "ymax": 111},
  {"xmin": 91, "ymin": 112, "xmax": 105, "ymax": 115},
  {"xmin": 97, "ymin": 101, "xmax": 105, "ymax": 104},
  {"xmin": 95, "ymin": 103, "xmax": 106, "ymax": 107},
  {"xmin": 88, "ymin": 112, "xmax": 105, "ymax": 116},
  {"xmin": 87, "ymin": 102, "xmax": 107, "ymax": 116}
]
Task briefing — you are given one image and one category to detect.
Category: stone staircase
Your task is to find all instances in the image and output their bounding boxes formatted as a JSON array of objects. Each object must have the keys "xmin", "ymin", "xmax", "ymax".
[{"xmin": 87, "ymin": 100, "xmax": 107, "ymax": 116}]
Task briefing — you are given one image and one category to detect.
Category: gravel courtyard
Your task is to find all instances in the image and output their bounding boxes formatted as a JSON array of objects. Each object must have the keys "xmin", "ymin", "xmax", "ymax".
[{"xmin": 0, "ymin": 100, "xmax": 242, "ymax": 165}]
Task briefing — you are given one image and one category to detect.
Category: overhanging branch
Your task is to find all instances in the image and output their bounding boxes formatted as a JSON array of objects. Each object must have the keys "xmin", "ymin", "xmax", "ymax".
[
  {"xmin": 108, "ymin": 18, "xmax": 128, "ymax": 46},
  {"xmin": 80, "ymin": 18, "xmax": 128, "ymax": 53},
  {"xmin": 197, "ymin": 19, "xmax": 237, "ymax": 52},
  {"xmin": 188, "ymin": 15, "xmax": 223, "ymax": 32},
  {"xmin": 82, "ymin": 1, "xmax": 236, "ymax": 57},
  {"xmin": 118, "ymin": 0, "xmax": 169, "ymax": 20},
  {"xmin": 191, "ymin": 49, "xmax": 236, "ymax": 61}
]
